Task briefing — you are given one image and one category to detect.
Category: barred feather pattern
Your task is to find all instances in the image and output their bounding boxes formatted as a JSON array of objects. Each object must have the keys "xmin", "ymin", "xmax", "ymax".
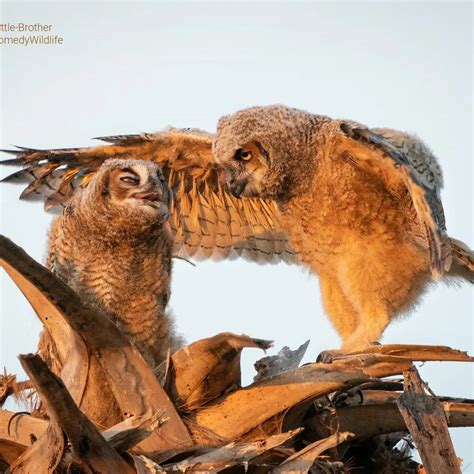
[
  {"xmin": 1, "ymin": 128, "xmax": 296, "ymax": 265},
  {"xmin": 448, "ymin": 238, "xmax": 474, "ymax": 283},
  {"xmin": 339, "ymin": 122, "xmax": 451, "ymax": 278},
  {"xmin": 41, "ymin": 160, "xmax": 183, "ymax": 370}
]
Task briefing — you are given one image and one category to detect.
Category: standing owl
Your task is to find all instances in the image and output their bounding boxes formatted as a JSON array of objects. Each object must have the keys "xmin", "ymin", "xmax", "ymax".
[
  {"xmin": 213, "ymin": 105, "xmax": 473, "ymax": 357},
  {"xmin": 40, "ymin": 158, "xmax": 182, "ymax": 372},
  {"xmin": 2, "ymin": 106, "xmax": 472, "ymax": 359}
]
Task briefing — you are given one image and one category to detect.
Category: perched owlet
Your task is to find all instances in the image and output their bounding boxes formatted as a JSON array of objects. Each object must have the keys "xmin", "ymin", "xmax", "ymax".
[
  {"xmin": 41, "ymin": 158, "xmax": 182, "ymax": 369},
  {"xmin": 2, "ymin": 105, "xmax": 472, "ymax": 358},
  {"xmin": 213, "ymin": 105, "xmax": 473, "ymax": 357}
]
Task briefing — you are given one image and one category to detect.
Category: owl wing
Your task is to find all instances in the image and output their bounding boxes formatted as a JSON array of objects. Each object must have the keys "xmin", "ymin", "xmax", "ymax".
[
  {"xmin": 1, "ymin": 128, "xmax": 295, "ymax": 264},
  {"xmin": 339, "ymin": 122, "xmax": 451, "ymax": 278}
]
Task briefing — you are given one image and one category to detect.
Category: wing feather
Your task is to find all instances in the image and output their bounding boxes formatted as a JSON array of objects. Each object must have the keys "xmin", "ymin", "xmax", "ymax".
[
  {"xmin": 339, "ymin": 122, "xmax": 451, "ymax": 278},
  {"xmin": 1, "ymin": 128, "xmax": 295, "ymax": 265}
]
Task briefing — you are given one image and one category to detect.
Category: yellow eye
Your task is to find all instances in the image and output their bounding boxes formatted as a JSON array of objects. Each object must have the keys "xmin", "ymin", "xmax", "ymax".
[{"xmin": 236, "ymin": 148, "xmax": 252, "ymax": 161}]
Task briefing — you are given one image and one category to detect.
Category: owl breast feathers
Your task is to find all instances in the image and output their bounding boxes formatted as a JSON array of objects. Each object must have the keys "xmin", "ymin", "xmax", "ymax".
[
  {"xmin": 2, "ymin": 105, "xmax": 473, "ymax": 357},
  {"xmin": 43, "ymin": 158, "xmax": 182, "ymax": 370}
]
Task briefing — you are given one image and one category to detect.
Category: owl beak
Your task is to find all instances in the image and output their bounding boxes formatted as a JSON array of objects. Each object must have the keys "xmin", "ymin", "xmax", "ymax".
[
  {"xmin": 228, "ymin": 179, "xmax": 247, "ymax": 199},
  {"xmin": 132, "ymin": 191, "xmax": 163, "ymax": 202}
]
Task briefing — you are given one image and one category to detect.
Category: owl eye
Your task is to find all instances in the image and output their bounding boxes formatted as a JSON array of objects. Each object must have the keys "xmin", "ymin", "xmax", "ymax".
[
  {"xmin": 120, "ymin": 175, "xmax": 140, "ymax": 185},
  {"xmin": 235, "ymin": 148, "xmax": 252, "ymax": 162}
]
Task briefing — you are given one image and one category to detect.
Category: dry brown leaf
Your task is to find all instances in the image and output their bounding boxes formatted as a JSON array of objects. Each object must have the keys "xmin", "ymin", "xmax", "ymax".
[
  {"xmin": 168, "ymin": 332, "xmax": 272, "ymax": 410},
  {"xmin": 187, "ymin": 359, "xmax": 375, "ymax": 441},
  {"xmin": 254, "ymin": 340, "xmax": 310, "ymax": 381},
  {"xmin": 0, "ymin": 235, "xmax": 192, "ymax": 452},
  {"xmin": 20, "ymin": 353, "xmax": 134, "ymax": 474},
  {"xmin": 187, "ymin": 346, "xmax": 474, "ymax": 442},
  {"xmin": 0, "ymin": 372, "xmax": 34, "ymax": 408},
  {"xmin": 168, "ymin": 428, "xmax": 303, "ymax": 472},
  {"xmin": 9, "ymin": 419, "xmax": 64, "ymax": 474},
  {"xmin": 0, "ymin": 440, "xmax": 26, "ymax": 467},
  {"xmin": 132, "ymin": 454, "xmax": 166, "ymax": 473},
  {"xmin": 339, "ymin": 344, "xmax": 474, "ymax": 362},
  {"xmin": 272, "ymin": 431, "xmax": 354, "ymax": 473},
  {"xmin": 1, "ymin": 247, "xmax": 90, "ymax": 407},
  {"xmin": 103, "ymin": 410, "xmax": 168, "ymax": 453},
  {"xmin": 0, "ymin": 410, "xmax": 48, "ymax": 447}
]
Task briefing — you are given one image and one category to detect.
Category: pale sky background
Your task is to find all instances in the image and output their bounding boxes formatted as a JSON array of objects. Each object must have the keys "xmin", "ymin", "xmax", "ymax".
[{"xmin": 0, "ymin": 0, "xmax": 473, "ymax": 468}]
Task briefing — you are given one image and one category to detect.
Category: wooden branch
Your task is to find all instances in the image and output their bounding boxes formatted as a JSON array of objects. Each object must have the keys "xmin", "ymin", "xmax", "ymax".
[
  {"xmin": 273, "ymin": 431, "xmax": 353, "ymax": 473},
  {"xmin": 336, "ymin": 388, "xmax": 474, "ymax": 407},
  {"xmin": 0, "ymin": 235, "xmax": 192, "ymax": 452},
  {"xmin": 397, "ymin": 366, "xmax": 461, "ymax": 474},
  {"xmin": 310, "ymin": 400, "xmax": 474, "ymax": 439},
  {"xmin": 19, "ymin": 353, "xmax": 134, "ymax": 473}
]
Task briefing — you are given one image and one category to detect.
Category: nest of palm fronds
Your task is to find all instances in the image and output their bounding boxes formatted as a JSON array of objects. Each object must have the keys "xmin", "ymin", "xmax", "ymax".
[{"xmin": 1, "ymin": 234, "xmax": 473, "ymax": 473}]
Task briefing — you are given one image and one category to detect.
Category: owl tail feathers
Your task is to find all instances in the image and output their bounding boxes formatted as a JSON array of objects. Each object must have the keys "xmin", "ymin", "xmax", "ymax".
[{"xmin": 447, "ymin": 237, "xmax": 474, "ymax": 284}]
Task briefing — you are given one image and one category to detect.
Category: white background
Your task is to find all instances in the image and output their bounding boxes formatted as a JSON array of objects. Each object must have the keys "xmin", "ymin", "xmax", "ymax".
[{"xmin": 1, "ymin": 1, "xmax": 473, "ymax": 468}]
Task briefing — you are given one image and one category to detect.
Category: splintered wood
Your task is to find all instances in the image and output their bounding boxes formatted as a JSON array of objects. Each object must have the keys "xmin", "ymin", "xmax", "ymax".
[
  {"xmin": 1, "ymin": 235, "xmax": 473, "ymax": 473},
  {"xmin": 397, "ymin": 366, "xmax": 462, "ymax": 474}
]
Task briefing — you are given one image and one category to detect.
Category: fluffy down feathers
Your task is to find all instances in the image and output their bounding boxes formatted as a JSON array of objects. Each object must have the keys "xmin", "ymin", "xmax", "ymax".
[
  {"xmin": 213, "ymin": 104, "xmax": 472, "ymax": 353},
  {"xmin": 43, "ymin": 158, "xmax": 182, "ymax": 369}
]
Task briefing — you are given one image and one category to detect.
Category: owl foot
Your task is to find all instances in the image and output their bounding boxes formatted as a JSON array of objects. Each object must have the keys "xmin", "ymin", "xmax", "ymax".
[
  {"xmin": 316, "ymin": 341, "xmax": 382, "ymax": 363},
  {"xmin": 341, "ymin": 339, "xmax": 382, "ymax": 355}
]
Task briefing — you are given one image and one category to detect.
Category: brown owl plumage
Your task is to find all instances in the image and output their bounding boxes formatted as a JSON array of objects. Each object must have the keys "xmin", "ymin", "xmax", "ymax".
[
  {"xmin": 213, "ymin": 105, "xmax": 472, "ymax": 356},
  {"xmin": 40, "ymin": 158, "xmax": 182, "ymax": 371},
  {"xmin": 2, "ymin": 105, "xmax": 473, "ymax": 358}
]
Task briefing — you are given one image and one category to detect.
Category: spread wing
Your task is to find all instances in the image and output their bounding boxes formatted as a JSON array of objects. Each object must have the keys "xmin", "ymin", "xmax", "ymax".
[
  {"xmin": 339, "ymin": 122, "xmax": 451, "ymax": 278},
  {"xmin": 1, "ymin": 128, "xmax": 295, "ymax": 264}
]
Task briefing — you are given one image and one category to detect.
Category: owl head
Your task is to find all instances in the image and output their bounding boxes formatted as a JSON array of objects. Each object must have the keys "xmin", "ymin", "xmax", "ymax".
[
  {"xmin": 213, "ymin": 105, "xmax": 322, "ymax": 202},
  {"xmin": 80, "ymin": 158, "xmax": 170, "ymax": 228}
]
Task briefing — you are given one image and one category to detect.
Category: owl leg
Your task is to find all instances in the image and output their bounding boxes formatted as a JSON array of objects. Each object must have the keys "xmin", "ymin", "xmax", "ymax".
[
  {"xmin": 319, "ymin": 275, "xmax": 358, "ymax": 342},
  {"xmin": 329, "ymin": 253, "xmax": 394, "ymax": 354},
  {"xmin": 336, "ymin": 242, "xmax": 428, "ymax": 353},
  {"xmin": 337, "ymin": 271, "xmax": 391, "ymax": 353},
  {"xmin": 340, "ymin": 304, "xmax": 390, "ymax": 353},
  {"xmin": 316, "ymin": 275, "xmax": 360, "ymax": 363}
]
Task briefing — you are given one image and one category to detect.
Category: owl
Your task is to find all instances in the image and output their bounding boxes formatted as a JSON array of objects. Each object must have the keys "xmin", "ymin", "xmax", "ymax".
[
  {"xmin": 213, "ymin": 105, "xmax": 473, "ymax": 357},
  {"xmin": 40, "ymin": 158, "xmax": 182, "ymax": 371},
  {"xmin": 2, "ymin": 106, "xmax": 472, "ymax": 358}
]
